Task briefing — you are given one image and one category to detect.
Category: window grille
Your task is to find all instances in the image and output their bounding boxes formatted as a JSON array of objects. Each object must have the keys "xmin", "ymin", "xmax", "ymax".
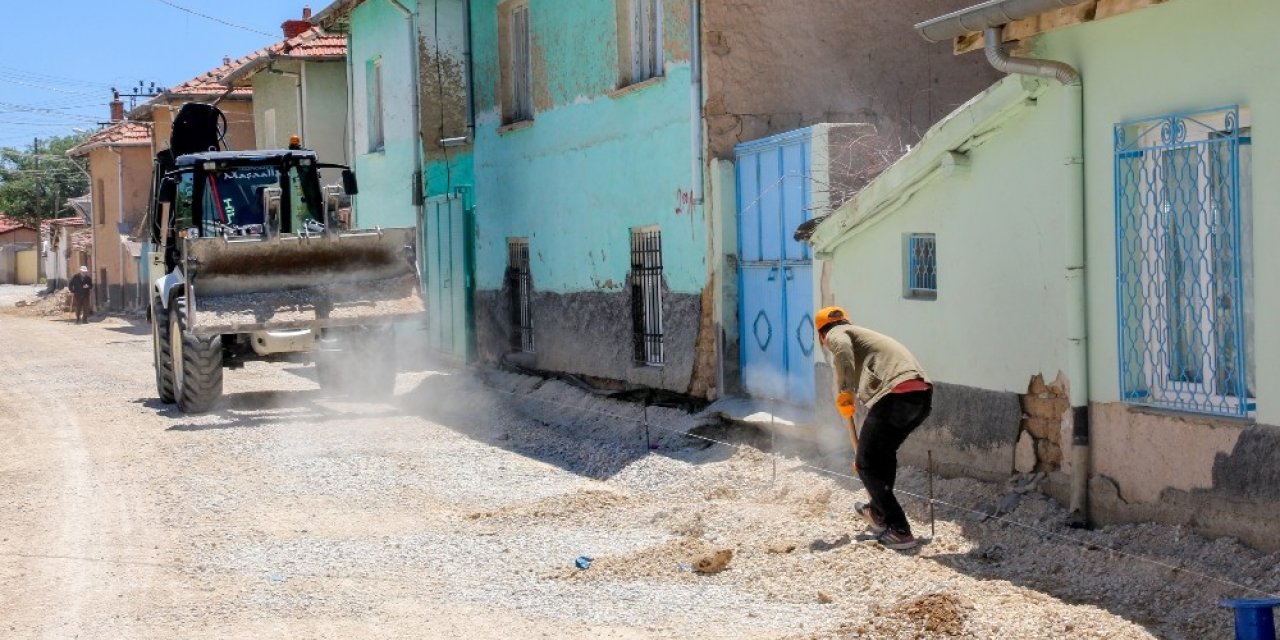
[
  {"xmin": 906, "ymin": 233, "xmax": 937, "ymax": 298},
  {"xmin": 1115, "ymin": 106, "xmax": 1254, "ymax": 416},
  {"xmin": 367, "ymin": 58, "xmax": 384, "ymax": 152},
  {"xmin": 510, "ymin": 4, "xmax": 533, "ymax": 121},
  {"xmin": 507, "ymin": 239, "xmax": 534, "ymax": 353},
  {"xmin": 629, "ymin": 0, "xmax": 663, "ymax": 84},
  {"xmin": 630, "ymin": 227, "xmax": 664, "ymax": 365}
]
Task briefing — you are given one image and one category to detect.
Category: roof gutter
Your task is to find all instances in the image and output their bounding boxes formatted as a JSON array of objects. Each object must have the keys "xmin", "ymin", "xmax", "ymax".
[
  {"xmin": 917, "ymin": 1, "xmax": 1091, "ymax": 528},
  {"xmin": 914, "ymin": 0, "xmax": 1091, "ymax": 43}
]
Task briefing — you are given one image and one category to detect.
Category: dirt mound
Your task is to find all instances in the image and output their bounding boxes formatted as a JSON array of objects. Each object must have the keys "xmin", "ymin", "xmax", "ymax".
[
  {"xmin": 9, "ymin": 289, "xmax": 69, "ymax": 317},
  {"xmin": 880, "ymin": 592, "xmax": 972, "ymax": 636},
  {"xmin": 556, "ymin": 536, "xmax": 734, "ymax": 582}
]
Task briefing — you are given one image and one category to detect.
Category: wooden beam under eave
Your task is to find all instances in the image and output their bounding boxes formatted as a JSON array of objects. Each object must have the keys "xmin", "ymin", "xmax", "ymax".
[{"xmin": 951, "ymin": 0, "xmax": 1167, "ymax": 55}]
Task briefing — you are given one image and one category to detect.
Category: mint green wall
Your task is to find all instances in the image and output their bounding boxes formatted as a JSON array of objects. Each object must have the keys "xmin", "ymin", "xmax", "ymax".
[
  {"xmin": 821, "ymin": 77, "xmax": 1075, "ymax": 394},
  {"xmin": 251, "ymin": 67, "xmax": 302, "ymax": 149},
  {"xmin": 469, "ymin": 0, "xmax": 703, "ymax": 295},
  {"xmin": 348, "ymin": 0, "xmax": 420, "ymax": 229},
  {"xmin": 820, "ymin": 0, "xmax": 1280, "ymax": 422},
  {"xmin": 303, "ymin": 61, "xmax": 351, "ymax": 169},
  {"xmin": 1037, "ymin": 0, "xmax": 1280, "ymax": 421},
  {"xmin": 420, "ymin": 0, "xmax": 474, "ymax": 198}
]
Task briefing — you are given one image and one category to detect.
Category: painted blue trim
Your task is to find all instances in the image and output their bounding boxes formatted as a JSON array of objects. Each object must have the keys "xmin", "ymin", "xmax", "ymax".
[{"xmin": 733, "ymin": 126, "xmax": 814, "ymax": 156}]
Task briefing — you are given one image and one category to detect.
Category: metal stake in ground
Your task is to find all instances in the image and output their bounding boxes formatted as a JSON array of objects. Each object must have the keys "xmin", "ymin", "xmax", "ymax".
[
  {"xmin": 928, "ymin": 450, "xmax": 936, "ymax": 540},
  {"xmin": 770, "ymin": 401, "xmax": 777, "ymax": 483},
  {"xmin": 643, "ymin": 404, "xmax": 651, "ymax": 451}
]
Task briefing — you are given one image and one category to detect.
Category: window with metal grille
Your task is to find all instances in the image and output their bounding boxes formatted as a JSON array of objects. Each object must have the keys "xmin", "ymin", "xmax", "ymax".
[
  {"xmin": 905, "ymin": 233, "xmax": 937, "ymax": 299},
  {"xmin": 1115, "ymin": 106, "xmax": 1254, "ymax": 417},
  {"xmin": 367, "ymin": 58, "xmax": 384, "ymax": 152},
  {"xmin": 507, "ymin": 238, "xmax": 534, "ymax": 353},
  {"xmin": 630, "ymin": 227, "xmax": 663, "ymax": 366},
  {"xmin": 506, "ymin": 3, "xmax": 533, "ymax": 122},
  {"xmin": 623, "ymin": 0, "xmax": 662, "ymax": 85}
]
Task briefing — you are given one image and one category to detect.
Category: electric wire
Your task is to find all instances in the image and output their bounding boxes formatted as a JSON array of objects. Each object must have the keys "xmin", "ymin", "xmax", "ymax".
[
  {"xmin": 151, "ymin": 0, "xmax": 277, "ymax": 38},
  {"xmin": 481, "ymin": 381, "xmax": 1280, "ymax": 600}
]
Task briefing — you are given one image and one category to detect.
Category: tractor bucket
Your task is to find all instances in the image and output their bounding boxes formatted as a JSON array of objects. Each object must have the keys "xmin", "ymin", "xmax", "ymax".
[{"xmin": 182, "ymin": 228, "xmax": 424, "ymax": 336}]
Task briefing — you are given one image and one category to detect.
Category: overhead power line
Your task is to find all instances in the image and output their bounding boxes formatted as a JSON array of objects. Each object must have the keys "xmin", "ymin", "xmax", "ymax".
[
  {"xmin": 151, "ymin": 0, "xmax": 276, "ymax": 38},
  {"xmin": 0, "ymin": 66, "xmax": 110, "ymax": 89}
]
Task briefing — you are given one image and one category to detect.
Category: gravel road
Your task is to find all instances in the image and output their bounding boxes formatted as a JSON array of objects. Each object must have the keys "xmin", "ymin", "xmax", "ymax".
[{"xmin": 1, "ymin": 287, "xmax": 1276, "ymax": 639}]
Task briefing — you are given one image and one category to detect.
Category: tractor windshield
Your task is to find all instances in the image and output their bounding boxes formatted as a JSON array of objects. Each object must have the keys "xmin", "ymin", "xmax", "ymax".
[{"xmin": 195, "ymin": 162, "xmax": 324, "ymax": 236}]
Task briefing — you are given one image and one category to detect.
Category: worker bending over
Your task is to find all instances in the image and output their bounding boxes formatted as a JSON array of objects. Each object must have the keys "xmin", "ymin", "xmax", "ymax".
[{"xmin": 817, "ymin": 306, "xmax": 932, "ymax": 550}]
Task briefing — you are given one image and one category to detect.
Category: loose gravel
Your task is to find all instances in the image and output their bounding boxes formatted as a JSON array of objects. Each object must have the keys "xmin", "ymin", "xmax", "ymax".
[{"xmin": 1, "ymin": 307, "xmax": 1276, "ymax": 639}]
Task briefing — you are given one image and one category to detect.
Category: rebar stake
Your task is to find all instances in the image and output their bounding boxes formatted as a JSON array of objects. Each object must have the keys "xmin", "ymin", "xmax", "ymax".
[
  {"xmin": 928, "ymin": 450, "xmax": 936, "ymax": 540},
  {"xmin": 643, "ymin": 404, "xmax": 651, "ymax": 452},
  {"xmin": 770, "ymin": 405, "xmax": 777, "ymax": 483}
]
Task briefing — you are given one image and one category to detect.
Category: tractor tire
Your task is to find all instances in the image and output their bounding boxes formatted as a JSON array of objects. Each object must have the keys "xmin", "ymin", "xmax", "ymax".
[
  {"xmin": 170, "ymin": 296, "xmax": 224, "ymax": 414},
  {"xmin": 152, "ymin": 296, "xmax": 176, "ymax": 404}
]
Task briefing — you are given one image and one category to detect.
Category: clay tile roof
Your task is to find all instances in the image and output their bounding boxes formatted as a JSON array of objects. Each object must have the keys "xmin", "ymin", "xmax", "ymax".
[
  {"xmin": 167, "ymin": 53, "xmax": 258, "ymax": 97},
  {"xmin": 67, "ymin": 121, "xmax": 153, "ymax": 156},
  {"xmin": 223, "ymin": 27, "xmax": 347, "ymax": 86},
  {"xmin": 71, "ymin": 229, "xmax": 94, "ymax": 252},
  {"xmin": 0, "ymin": 214, "xmax": 35, "ymax": 235}
]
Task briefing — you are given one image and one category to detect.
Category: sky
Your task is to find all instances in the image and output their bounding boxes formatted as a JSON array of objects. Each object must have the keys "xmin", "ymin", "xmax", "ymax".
[{"xmin": 0, "ymin": 0, "xmax": 326, "ymax": 149}]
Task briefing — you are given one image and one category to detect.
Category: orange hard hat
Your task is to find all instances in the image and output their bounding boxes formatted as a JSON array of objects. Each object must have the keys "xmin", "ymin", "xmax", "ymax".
[{"xmin": 815, "ymin": 306, "xmax": 849, "ymax": 334}]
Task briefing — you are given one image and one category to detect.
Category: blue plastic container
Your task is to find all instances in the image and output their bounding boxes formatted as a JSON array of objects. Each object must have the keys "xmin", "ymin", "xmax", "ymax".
[{"xmin": 1220, "ymin": 598, "xmax": 1280, "ymax": 640}]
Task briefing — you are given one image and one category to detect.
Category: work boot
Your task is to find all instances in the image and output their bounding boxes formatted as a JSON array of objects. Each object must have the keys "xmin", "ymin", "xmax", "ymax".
[
  {"xmin": 855, "ymin": 502, "xmax": 886, "ymax": 534},
  {"xmin": 877, "ymin": 529, "xmax": 919, "ymax": 550}
]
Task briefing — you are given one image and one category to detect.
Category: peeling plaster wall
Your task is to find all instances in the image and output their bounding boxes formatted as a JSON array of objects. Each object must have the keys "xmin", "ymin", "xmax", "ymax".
[
  {"xmin": 469, "ymin": 0, "xmax": 710, "ymax": 394},
  {"xmin": 701, "ymin": 0, "xmax": 1001, "ymax": 160},
  {"xmin": 419, "ymin": 0, "xmax": 475, "ymax": 197},
  {"xmin": 1087, "ymin": 403, "xmax": 1280, "ymax": 551}
]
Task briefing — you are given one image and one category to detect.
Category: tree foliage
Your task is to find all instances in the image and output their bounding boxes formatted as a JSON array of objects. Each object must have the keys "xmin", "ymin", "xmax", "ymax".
[{"xmin": 0, "ymin": 133, "xmax": 90, "ymax": 227}]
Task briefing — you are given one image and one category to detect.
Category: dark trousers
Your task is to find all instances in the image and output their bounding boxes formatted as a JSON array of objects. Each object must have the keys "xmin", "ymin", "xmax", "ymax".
[
  {"xmin": 856, "ymin": 388, "xmax": 933, "ymax": 534},
  {"xmin": 73, "ymin": 295, "xmax": 90, "ymax": 323}
]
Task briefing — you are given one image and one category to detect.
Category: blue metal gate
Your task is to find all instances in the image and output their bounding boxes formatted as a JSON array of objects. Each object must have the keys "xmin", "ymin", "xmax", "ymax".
[
  {"xmin": 424, "ymin": 191, "xmax": 476, "ymax": 361},
  {"xmin": 736, "ymin": 130, "xmax": 816, "ymax": 403}
]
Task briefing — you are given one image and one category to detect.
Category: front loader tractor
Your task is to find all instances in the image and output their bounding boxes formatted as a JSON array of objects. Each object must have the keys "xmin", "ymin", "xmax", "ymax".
[{"xmin": 148, "ymin": 103, "xmax": 424, "ymax": 413}]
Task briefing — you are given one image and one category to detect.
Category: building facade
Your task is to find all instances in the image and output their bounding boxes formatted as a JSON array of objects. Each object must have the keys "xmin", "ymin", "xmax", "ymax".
[{"xmin": 809, "ymin": 0, "xmax": 1280, "ymax": 549}]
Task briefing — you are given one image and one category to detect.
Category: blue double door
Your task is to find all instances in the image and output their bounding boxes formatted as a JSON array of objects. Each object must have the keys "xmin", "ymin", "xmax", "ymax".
[{"xmin": 736, "ymin": 132, "xmax": 816, "ymax": 404}]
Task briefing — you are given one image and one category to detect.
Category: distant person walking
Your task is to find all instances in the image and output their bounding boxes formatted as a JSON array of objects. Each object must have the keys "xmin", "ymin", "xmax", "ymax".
[
  {"xmin": 69, "ymin": 266, "xmax": 93, "ymax": 324},
  {"xmin": 816, "ymin": 306, "xmax": 932, "ymax": 550}
]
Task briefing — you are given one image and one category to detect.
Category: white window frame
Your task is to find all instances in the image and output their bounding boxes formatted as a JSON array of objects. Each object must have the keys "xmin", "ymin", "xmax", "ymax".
[
  {"xmin": 508, "ymin": 3, "xmax": 533, "ymax": 122},
  {"xmin": 628, "ymin": 0, "xmax": 663, "ymax": 85},
  {"xmin": 367, "ymin": 58, "xmax": 385, "ymax": 152}
]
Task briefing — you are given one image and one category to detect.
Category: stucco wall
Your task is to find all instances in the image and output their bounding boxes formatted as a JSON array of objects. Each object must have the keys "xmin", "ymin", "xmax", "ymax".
[
  {"xmin": 349, "ymin": 0, "xmax": 421, "ymax": 229},
  {"xmin": 419, "ymin": 0, "xmax": 474, "ymax": 197},
  {"xmin": 304, "ymin": 61, "xmax": 352, "ymax": 171},
  {"xmin": 252, "ymin": 66, "xmax": 303, "ymax": 149},
  {"xmin": 88, "ymin": 145, "xmax": 151, "ymax": 309},
  {"xmin": 701, "ymin": 0, "xmax": 1001, "ymax": 160},
  {"xmin": 469, "ymin": 0, "xmax": 707, "ymax": 393},
  {"xmin": 1034, "ymin": 0, "xmax": 1280, "ymax": 426},
  {"xmin": 816, "ymin": 0, "xmax": 1280, "ymax": 546}
]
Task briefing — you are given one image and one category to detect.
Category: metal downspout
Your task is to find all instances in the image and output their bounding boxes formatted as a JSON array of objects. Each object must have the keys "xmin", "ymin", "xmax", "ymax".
[
  {"xmin": 690, "ymin": 0, "xmax": 704, "ymax": 205},
  {"xmin": 984, "ymin": 27, "xmax": 1091, "ymax": 527}
]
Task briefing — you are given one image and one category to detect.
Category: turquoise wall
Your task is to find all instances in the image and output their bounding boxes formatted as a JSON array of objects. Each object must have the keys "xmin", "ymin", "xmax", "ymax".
[
  {"xmin": 420, "ymin": 0, "xmax": 475, "ymax": 198},
  {"xmin": 469, "ymin": 0, "xmax": 703, "ymax": 295},
  {"xmin": 348, "ymin": 0, "xmax": 420, "ymax": 229}
]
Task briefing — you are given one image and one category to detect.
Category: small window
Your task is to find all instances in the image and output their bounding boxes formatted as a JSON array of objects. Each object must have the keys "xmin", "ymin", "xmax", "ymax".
[
  {"xmin": 620, "ymin": 0, "xmax": 662, "ymax": 86},
  {"xmin": 501, "ymin": 3, "xmax": 533, "ymax": 123},
  {"xmin": 367, "ymin": 58, "xmax": 385, "ymax": 152},
  {"xmin": 630, "ymin": 226, "xmax": 664, "ymax": 365},
  {"xmin": 507, "ymin": 238, "xmax": 534, "ymax": 353},
  {"xmin": 905, "ymin": 233, "xmax": 937, "ymax": 299}
]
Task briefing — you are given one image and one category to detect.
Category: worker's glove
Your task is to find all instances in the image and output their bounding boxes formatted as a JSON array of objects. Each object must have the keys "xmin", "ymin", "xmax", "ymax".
[{"xmin": 836, "ymin": 391, "xmax": 855, "ymax": 419}]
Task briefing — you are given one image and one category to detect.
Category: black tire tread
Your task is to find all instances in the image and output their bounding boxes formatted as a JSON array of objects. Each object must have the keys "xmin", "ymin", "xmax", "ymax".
[
  {"xmin": 153, "ymin": 296, "xmax": 176, "ymax": 404},
  {"xmin": 174, "ymin": 297, "xmax": 223, "ymax": 414}
]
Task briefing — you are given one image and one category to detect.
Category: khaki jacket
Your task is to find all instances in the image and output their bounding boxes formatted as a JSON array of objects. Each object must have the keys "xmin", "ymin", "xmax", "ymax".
[{"xmin": 825, "ymin": 324, "xmax": 930, "ymax": 410}]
